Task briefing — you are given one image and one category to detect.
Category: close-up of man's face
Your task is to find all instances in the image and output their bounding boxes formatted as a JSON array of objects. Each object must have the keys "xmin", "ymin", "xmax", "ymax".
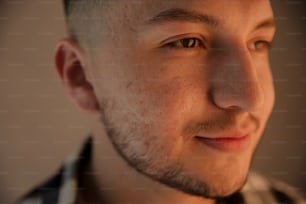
[
  {"xmin": 82, "ymin": 0, "xmax": 277, "ymax": 199},
  {"xmin": 60, "ymin": 0, "xmax": 276, "ymax": 200},
  {"xmin": 5, "ymin": 0, "xmax": 306, "ymax": 203}
]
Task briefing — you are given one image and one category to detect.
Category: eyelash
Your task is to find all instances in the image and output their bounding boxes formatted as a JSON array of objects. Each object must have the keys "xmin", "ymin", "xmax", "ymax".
[
  {"xmin": 163, "ymin": 37, "xmax": 205, "ymax": 49},
  {"xmin": 249, "ymin": 40, "xmax": 272, "ymax": 52},
  {"xmin": 162, "ymin": 37, "xmax": 271, "ymax": 53}
]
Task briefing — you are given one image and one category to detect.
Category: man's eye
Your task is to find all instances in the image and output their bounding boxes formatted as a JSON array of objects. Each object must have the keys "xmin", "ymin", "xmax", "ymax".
[
  {"xmin": 249, "ymin": 40, "xmax": 271, "ymax": 52},
  {"xmin": 164, "ymin": 38, "xmax": 204, "ymax": 49}
]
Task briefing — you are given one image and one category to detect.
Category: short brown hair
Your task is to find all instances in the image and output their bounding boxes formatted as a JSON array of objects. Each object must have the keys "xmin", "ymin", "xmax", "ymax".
[{"xmin": 62, "ymin": 0, "xmax": 108, "ymax": 48}]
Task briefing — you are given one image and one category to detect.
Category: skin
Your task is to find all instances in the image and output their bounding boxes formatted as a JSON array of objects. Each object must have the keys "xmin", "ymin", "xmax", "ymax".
[{"xmin": 55, "ymin": 0, "xmax": 276, "ymax": 203}]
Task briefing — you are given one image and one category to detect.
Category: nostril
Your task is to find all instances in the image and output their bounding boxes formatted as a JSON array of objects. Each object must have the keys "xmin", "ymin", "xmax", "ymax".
[
  {"xmin": 209, "ymin": 82, "xmax": 264, "ymax": 112},
  {"xmin": 227, "ymin": 105, "xmax": 243, "ymax": 110},
  {"xmin": 209, "ymin": 89, "xmax": 242, "ymax": 110}
]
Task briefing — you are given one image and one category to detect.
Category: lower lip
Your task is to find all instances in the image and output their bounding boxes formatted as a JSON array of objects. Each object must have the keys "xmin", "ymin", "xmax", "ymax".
[{"xmin": 195, "ymin": 135, "xmax": 251, "ymax": 153}]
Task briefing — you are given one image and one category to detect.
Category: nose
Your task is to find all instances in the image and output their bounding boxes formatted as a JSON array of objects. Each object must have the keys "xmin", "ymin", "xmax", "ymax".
[{"xmin": 209, "ymin": 46, "xmax": 264, "ymax": 112}]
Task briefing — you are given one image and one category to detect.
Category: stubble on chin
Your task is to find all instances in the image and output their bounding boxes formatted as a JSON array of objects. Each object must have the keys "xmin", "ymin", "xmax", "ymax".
[{"xmin": 98, "ymin": 107, "xmax": 249, "ymax": 199}]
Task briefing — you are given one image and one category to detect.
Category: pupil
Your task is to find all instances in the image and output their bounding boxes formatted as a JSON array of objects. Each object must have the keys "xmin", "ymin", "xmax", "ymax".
[
  {"xmin": 256, "ymin": 42, "xmax": 263, "ymax": 49},
  {"xmin": 182, "ymin": 38, "xmax": 195, "ymax": 48}
]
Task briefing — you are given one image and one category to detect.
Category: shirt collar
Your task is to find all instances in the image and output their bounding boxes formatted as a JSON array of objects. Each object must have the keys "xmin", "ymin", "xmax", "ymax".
[{"xmin": 57, "ymin": 137, "xmax": 92, "ymax": 204}]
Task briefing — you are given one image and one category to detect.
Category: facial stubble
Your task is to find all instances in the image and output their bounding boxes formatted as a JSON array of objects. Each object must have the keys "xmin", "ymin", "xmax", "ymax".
[{"xmin": 97, "ymin": 101, "xmax": 258, "ymax": 199}]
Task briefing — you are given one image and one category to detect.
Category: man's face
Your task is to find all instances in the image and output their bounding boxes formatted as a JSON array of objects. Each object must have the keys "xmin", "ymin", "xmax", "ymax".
[{"xmin": 88, "ymin": 0, "xmax": 275, "ymax": 198}]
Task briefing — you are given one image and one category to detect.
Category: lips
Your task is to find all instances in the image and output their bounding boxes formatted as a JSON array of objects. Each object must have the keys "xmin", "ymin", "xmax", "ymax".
[{"xmin": 195, "ymin": 129, "xmax": 253, "ymax": 153}]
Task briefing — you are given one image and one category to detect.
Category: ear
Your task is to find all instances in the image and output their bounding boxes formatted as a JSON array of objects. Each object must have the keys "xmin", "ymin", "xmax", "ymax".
[{"xmin": 54, "ymin": 39, "xmax": 100, "ymax": 113}]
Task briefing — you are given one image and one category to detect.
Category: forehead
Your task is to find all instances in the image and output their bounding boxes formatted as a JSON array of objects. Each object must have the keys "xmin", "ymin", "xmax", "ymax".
[{"xmin": 104, "ymin": 0, "xmax": 273, "ymax": 29}]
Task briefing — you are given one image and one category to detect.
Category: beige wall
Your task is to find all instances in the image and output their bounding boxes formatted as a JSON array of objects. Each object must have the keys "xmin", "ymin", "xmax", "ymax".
[
  {"xmin": 0, "ymin": 1, "xmax": 305, "ymax": 203},
  {"xmin": 254, "ymin": 0, "xmax": 306, "ymax": 191}
]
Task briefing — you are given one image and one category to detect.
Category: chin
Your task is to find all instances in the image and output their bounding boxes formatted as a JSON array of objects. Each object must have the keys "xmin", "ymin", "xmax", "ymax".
[
  {"xmin": 209, "ymin": 172, "xmax": 248, "ymax": 198},
  {"xmin": 164, "ymin": 171, "xmax": 248, "ymax": 200},
  {"xmin": 204, "ymin": 163, "xmax": 251, "ymax": 198},
  {"xmin": 140, "ymin": 157, "xmax": 250, "ymax": 200}
]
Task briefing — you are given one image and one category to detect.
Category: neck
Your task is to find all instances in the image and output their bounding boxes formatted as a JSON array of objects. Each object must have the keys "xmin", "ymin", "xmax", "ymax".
[{"xmin": 77, "ymin": 120, "xmax": 215, "ymax": 204}]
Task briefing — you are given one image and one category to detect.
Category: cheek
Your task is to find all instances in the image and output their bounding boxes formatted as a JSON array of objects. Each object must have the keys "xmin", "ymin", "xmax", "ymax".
[
  {"xmin": 259, "ymin": 66, "xmax": 275, "ymax": 114},
  {"xmin": 129, "ymin": 76, "xmax": 200, "ymax": 127},
  {"xmin": 127, "ymin": 56, "xmax": 209, "ymax": 123},
  {"xmin": 122, "ymin": 77, "xmax": 199, "ymax": 152},
  {"xmin": 253, "ymin": 65, "xmax": 275, "ymax": 145}
]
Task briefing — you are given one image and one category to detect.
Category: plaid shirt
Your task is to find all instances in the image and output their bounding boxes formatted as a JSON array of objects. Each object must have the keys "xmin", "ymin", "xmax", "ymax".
[{"xmin": 16, "ymin": 137, "xmax": 306, "ymax": 204}]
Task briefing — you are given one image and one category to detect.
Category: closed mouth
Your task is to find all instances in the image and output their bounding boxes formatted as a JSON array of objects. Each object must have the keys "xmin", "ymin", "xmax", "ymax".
[{"xmin": 195, "ymin": 134, "xmax": 251, "ymax": 153}]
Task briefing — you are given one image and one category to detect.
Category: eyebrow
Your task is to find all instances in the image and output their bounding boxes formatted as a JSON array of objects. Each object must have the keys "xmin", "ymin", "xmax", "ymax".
[
  {"xmin": 146, "ymin": 8, "xmax": 219, "ymax": 27},
  {"xmin": 253, "ymin": 18, "xmax": 276, "ymax": 31},
  {"xmin": 146, "ymin": 8, "xmax": 276, "ymax": 32}
]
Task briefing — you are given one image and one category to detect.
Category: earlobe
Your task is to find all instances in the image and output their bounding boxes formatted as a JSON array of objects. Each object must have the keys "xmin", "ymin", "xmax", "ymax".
[{"xmin": 54, "ymin": 40, "xmax": 100, "ymax": 113}]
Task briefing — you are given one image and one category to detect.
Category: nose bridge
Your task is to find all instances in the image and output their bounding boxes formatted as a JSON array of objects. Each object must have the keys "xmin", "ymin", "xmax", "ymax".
[
  {"xmin": 210, "ymin": 44, "xmax": 264, "ymax": 111},
  {"xmin": 229, "ymin": 46, "xmax": 257, "ymax": 86}
]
